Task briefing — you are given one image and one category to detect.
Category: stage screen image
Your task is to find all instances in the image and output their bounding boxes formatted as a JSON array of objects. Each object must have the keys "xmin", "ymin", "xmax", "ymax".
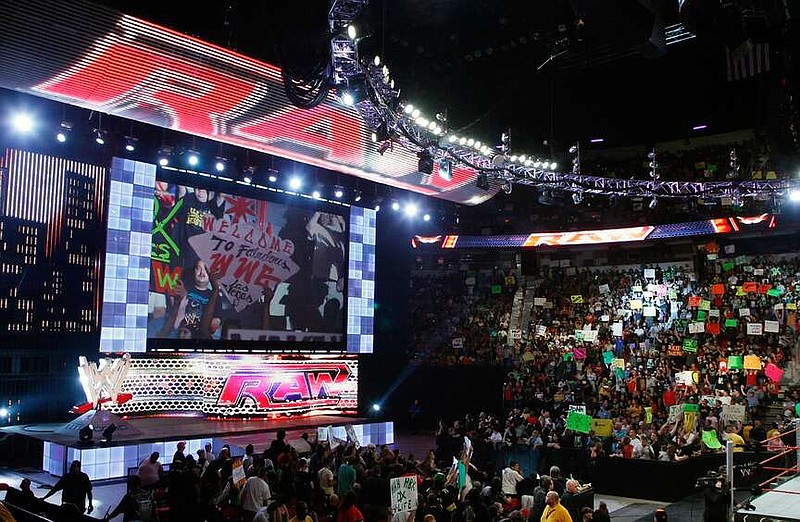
[
  {"xmin": 149, "ymin": 181, "xmax": 348, "ymax": 343},
  {"xmin": 100, "ymin": 158, "xmax": 375, "ymax": 353}
]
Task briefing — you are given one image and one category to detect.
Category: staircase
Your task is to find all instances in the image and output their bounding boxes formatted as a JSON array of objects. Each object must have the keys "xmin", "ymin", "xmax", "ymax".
[
  {"xmin": 507, "ymin": 276, "xmax": 526, "ymax": 346},
  {"xmin": 517, "ymin": 277, "xmax": 542, "ymax": 343}
]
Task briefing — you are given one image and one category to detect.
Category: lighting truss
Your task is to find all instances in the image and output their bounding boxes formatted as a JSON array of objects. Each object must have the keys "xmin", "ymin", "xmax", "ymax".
[
  {"xmin": 326, "ymin": 2, "xmax": 799, "ymax": 201},
  {"xmin": 328, "ymin": 0, "xmax": 369, "ymax": 85}
]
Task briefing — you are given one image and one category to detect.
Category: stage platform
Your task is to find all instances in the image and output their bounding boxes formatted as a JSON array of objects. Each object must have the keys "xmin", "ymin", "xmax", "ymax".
[
  {"xmin": 736, "ymin": 474, "xmax": 800, "ymax": 521},
  {"xmin": 1, "ymin": 414, "xmax": 393, "ymax": 482}
]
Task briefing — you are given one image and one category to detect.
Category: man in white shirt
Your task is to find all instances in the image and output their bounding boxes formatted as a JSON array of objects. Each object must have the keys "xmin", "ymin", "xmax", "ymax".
[
  {"xmin": 241, "ymin": 466, "xmax": 272, "ymax": 521},
  {"xmin": 501, "ymin": 461, "xmax": 524, "ymax": 497},
  {"xmin": 318, "ymin": 458, "xmax": 335, "ymax": 498}
]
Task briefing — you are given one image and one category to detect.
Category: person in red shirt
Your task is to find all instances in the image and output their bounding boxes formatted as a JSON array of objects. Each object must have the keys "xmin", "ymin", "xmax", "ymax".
[{"xmin": 337, "ymin": 491, "xmax": 364, "ymax": 522}]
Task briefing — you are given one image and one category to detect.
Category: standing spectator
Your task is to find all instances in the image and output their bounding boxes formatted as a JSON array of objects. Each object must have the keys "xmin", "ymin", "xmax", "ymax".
[
  {"xmin": 241, "ymin": 467, "xmax": 272, "ymax": 522},
  {"xmin": 172, "ymin": 441, "xmax": 186, "ymax": 467},
  {"xmin": 593, "ymin": 501, "xmax": 611, "ymax": 522},
  {"xmin": 337, "ymin": 456, "xmax": 357, "ymax": 495},
  {"xmin": 319, "ymin": 458, "xmax": 336, "ymax": 499},
  {"xmin": 540, "ymin": 491, "xmax": 571, "ymax": 522},
  {"xmin": 102, "ymin": 475, "xmax": 155, "ymax": 522},
  {"xmin": 41, "ymin": 460, "xmax": 93, "ymax": 515},
  {"xmin": 137, "ymin": 452, "xmax": 164, "ymax": 490},
  {"xmin": 501, "ymin": 461, "xmax": 524, "ymax": 497}
]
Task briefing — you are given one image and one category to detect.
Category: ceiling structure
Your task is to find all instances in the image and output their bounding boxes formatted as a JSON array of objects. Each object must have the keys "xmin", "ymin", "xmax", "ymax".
[{"xmin": 89, "ymin": 0, "xmax": 793, "ymax": 152}]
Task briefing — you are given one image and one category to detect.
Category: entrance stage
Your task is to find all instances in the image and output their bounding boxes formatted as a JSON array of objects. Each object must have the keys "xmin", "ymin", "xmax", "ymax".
[{"xmin": 2, "ymin": 414, "xmax": 393, "ymax": 482}]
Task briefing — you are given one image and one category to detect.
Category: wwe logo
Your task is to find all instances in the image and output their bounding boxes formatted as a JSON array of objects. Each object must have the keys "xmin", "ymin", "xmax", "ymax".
[{"xmin": 73, "ymin": 354, "xmax": 132, "ymax": 414}]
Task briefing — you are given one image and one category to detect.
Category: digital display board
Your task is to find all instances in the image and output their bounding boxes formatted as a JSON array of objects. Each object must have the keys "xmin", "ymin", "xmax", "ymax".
[
  {"xmin": 411, "ymin": 214, "xmax": 778, "ymax": 249},
  {"xmin": 149, "ymin": 182, "xmax": 348, "ymax": 343},
  {"xmin": 100, "ymin": 158, "xmax": 376, "ymax": 353}
]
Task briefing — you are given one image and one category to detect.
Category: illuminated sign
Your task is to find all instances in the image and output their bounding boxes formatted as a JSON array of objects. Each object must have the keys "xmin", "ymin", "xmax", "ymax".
[
  {"xmin": 102, "ymin": 354, "xmax": 358, "ymax": 417},
  {"xmin": 413, "ymin": 215, "xmax": 778, "ymax": 249},
  {"xmin": 216, "ymin": 363, "xmax": 352, "ymax": 410},
  {"xmin": 0, "ymin": 0, "xmax": 497, "ymax": 205}
]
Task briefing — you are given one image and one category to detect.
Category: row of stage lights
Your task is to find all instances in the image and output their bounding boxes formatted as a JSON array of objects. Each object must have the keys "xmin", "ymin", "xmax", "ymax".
[{"xmin": 10, "ymin": 110, "xmax": 441, "ymax": 221}]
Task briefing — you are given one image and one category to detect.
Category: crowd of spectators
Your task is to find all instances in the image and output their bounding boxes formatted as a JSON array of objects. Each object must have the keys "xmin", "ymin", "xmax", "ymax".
[
  {"xmin": 410, "ymin": 251, "xmax": 800, "ymax": 474},
  {"xmin": 409, "ymin": 268, "xmax": 516, "ymax": 366}
]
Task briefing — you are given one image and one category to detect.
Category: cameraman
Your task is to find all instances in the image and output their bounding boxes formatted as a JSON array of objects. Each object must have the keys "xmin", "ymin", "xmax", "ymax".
[{"xmin": 700, "ymin": 472, "xmax": 730, "ymax": 522}]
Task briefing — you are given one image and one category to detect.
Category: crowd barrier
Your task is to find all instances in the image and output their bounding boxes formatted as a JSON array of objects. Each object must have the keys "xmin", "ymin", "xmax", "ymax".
[{"xmin": 441, "ymin": 441, "xmax": 786, "ymax": 502}]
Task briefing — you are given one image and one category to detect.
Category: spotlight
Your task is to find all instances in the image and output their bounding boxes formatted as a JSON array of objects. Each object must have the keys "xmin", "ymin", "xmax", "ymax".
[
  {"xmin": 157, "ymin": 146, "xmax": 173, "ymax": 166},
  {"xmin": 340, "ymin": 74, "xmax": 368, "ymax": 107},
  {"xmin": 550, "ymin": 162, "xmax": 558, "ymax": 170},
  {"xmin": 417, "ymin": 150, "xmax": 434, "ymax": 175},
  {"xmin": 437, "ymin": 158, "xmax": 453, "ymax": 181},
  {"xmin": 404, "ymin": 104, "xmax": 414, "ymax": 115},
  {"xmin": 569, "ymin": 144, "xmax": 578, "ymax": 154},
  {"xmin": 347, "ymin": 24, "xmax": 357, "ymax": 40},
  {"xmin": 354, "ymin": 191, "xmax": 362, "ymax": 202},
  {"xmin": 56, "ymin": 121, "xmax": 72, "ymax": 143},
  {"xmin": 268, "ymin": 173, "xmax": 278, "ymax": 183},
  {"xmin": 289, "ymin": 176, "xmax": 303, "ymax": 191},
  {"xmin": 94, "ymin": 129, "xmax": 105, "ymax": 145},
  {"xmin": 590, "ymin": 138, "xmax": 604, "ymax": 144},
  {"xmin": 374, "ymin": 204, "xmax": 380, "ymax": 212},
  {"xmin": 214, "ymin": 157, "xmax": 227, "ymax": 172},
  {"xmin": 186, "ymin": 151, "xmax": 199, "ymax": 167},
  {"xmin": 423, "ymin": 213, "xmax": 431, "ymax": 222},
  {"xmin": 0, "ymin": 408, "xmax": 7, "ymax": 418},
  {"xmin": 404, "ymin": 203, "xmax": 418, "ymax": 217},
  {"xmin": 11, "ymin": 112, "xmax": 34, "ymax": 133},
  {"xmin": 78, "ymin": 424, "xmax": 93, "ymax": 445},
  {"xmin": 101, "ymin": 423, "xmax": 117, "ymax": 443},
  {"xmin": 371, "ymin": 403, "xmax": 381, "ymax": 412},
  {"xmin": 448, "ymin": 135, "xmax": 458, "ymax": 143},
  {"xmin": 242, "ymin": 166, "xmax": 255, "ymax": 184},
  {"xmin": 411, "ymin": 109, "xmax": 421, "ymax": 119},
  {"xmin": 789, "ymin": 189, "xmax": 800, "ymax": 202},
  {"xmin": 649, "ymin": 196, "xmax": 658, "ymax": 209},
  {"xmin": 373, "ymin": 55, "xmax": 381, "ymax": 66},
  {"xmin": 476, "ymin": 172, "xmax": 490, "ymax": 191},
  {"xmin": 334, "ymin": 188, "xmax": 344, "ymax": 199},
  {"xmin": 124, "ymin": 136, "xmax": 137, "ymax": 152},
  {"xmin": 391, "ymin": 201, "xmax": 400, "ymax": 211},
  {"xmin": 312, "ymin": 190, "xmax": 321, "ymax": 199}
]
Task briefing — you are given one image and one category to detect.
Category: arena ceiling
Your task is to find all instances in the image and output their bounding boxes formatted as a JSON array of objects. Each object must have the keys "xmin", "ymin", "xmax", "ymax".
[{"xmin": 89, "ymin": 0, "xmax": 791, "ymax": 153}]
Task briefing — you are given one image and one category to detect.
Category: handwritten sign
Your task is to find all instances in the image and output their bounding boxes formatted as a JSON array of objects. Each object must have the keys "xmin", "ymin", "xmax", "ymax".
[
  {"xmin": 566, "ymin": 411, "xmax": 591, "ymax": 434},
  {"xmin": 189, "ymin": 223, "xmax": 299, "ymax": 312},
  {"xmin": 746, "ymin": 323, "xmax": 763, "ymax": 336},
  {"xmin": 743, "ymin": 355, "xmax": 762, "ymax": 370},
  {"xmin": 721, "ymin": 404, "xmax": 746, "ymax": 423},
  {"xmin": 764, "ymin": 320, "xmax": 780, "ymax": 333},
  {"xmin": 390, "ymin": 475, "xmax": 418, "ymax": 514}
]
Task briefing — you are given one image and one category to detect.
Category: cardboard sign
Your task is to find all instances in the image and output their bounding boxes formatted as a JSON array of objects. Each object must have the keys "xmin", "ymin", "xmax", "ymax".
[
  {"xmin": 688, "ymin": 322, "xmax": 705, "ymax": 334},
  {"xmin": 739, "ymin": 308, "xmax": 751, "ymax": 317},
  {"xmin": 632, "ymin": 285, "xmax": 643, "ymax": 293},
  {"xmin": 591, "ymin": 418, "xmax": 613, "ymax": 437},
  {"xmin": 573, "ymin": 346, "xmax": 587, "ymax": 360},
  {"xmin": 566, "ymin": 411, "xmax": 591, "ymax": 434},
  {"xmin": 706, "ymin": 322, "xmax": 721, "ymax": 335},
  {"xmin": 725, "ymin": 318, "xmax": 738, "ymax": 328},
  {"xmin": 390, "ymin": 475, "xmax": 419, "ymax": 514},
  {"xmin": 599, "ymin": 284, "xmax": 610, "ymax": 294},
  {"xmin": 612, "ymin": 322, "xmax": 623, "ymax": 337},
  {"xmin": 611, "ymin": 358, "xmax": 626, "ymax": 370},
  {"xmin": 743, "ymin": 355, "xmax": 762, "ymax": 370},
  {"xmin": 688, "ymin": 296, "xmax": 702, "ymax": 308},
  {"xmin": 702, "ymin": 430, "xmax": 723, "ymax": 450},
  {"xmin": 743, "ymin": 282, "xmax": 758, "ymax": 293},
  {"xmin": 568, "ymin": 405, "xmax": 587, "ymax": 414},
  {"xmin": 534, "ymin": 297, "xmax": 546, "ymax": 306},
  {"xmin": 629, "ymin": 299, "xmax": 643, "ymax": 310},
  {"xmin": 452, "ymin": 338, "xmax": 464, "ymax": 349},
  {"xmin": 711, "ymin": 284, "xmax": 725, "ymax": 295},
  {"xmin": 720, "ymin": 404, "xmax": 746, "ymax": 423},
  {"xmin": 676, "ymin": 370, "xmax": 694, "ymax": 385},
  {"xmin": 746, "ymin": 323, "xmax": 763, "ymax": 336},
  {"xmin": 682, "ymin": 339, "xmax": 698, "ymax": 353},
  {"xmin": 728, "ymin": 355, "xmax": 743, "ymax": 370},
  {"xmin": 764, "ymin": 320, "xmax": 780, "ymax": 333},
  {"xmin": 667, "ymin": 345, "xmax": 684, "ymax": 357},
  {"xmin": 583, "ymin": 329, "xmax": 598, "ymax": 342},
  {"xmin": 765, "ymin": 363, "xmax": 783, "ymax": 383},
  {"xmin": 753, "ymin": 268, "xmax": 764, "ymax": 276},
  {"xmin": 536, "ymin": 325, "xmax": 547, "ymax": 337},
  {"xmin": 700, "ymin": 300, "xmax": 711, "ymax": 311},
  {"xmin": 644, "ymin": 268, "xmax": 656, "ymax": 279},
  {"xmin": 643, "ymin": 306, "xmax": 657, "ymax": 317},
  {"xmin": 571, "ymin": 295, "xmax": 584, "ymax": 304},
  {"xmin": 668, "ymin": 404, "xmax": 682, "ymax": 424},
  {"xmin": 345, "ymin": 424, "xmax": 361, "ymax": 449},
  {"xmin": 709, "ymin": 309, "xmax": 720, "ymax": 318},
  {"xmin": 603, "ymin": 351, "xmax": 614, "ymax": 364}
]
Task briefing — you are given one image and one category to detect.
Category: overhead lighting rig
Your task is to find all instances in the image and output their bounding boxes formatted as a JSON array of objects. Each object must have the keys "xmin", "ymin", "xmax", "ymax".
[{"xmin": 324, "ymin": 0, "xmax": 800, "ymax": 204}]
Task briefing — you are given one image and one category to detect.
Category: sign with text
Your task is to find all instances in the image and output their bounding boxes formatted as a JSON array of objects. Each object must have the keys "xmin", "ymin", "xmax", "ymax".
[{"xmin": 390, "ymin": 475, "xmax": 419, "ymax": 514}]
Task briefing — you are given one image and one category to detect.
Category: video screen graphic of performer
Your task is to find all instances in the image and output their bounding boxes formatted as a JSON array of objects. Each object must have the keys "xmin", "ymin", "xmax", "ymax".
[{"xmin": 148, "ymin": 182, "xmax": 347, "ymax": 343}]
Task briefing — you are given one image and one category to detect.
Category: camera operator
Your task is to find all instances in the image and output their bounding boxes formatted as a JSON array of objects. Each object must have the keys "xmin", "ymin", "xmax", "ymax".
[{"xmin": 697, "ymin": 470, "xmax": 730, "ymax": 522}]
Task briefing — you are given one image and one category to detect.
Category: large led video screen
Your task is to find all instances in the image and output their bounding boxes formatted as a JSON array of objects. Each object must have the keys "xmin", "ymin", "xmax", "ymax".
[
  {"xmin": 100, "ymin": 157, "xmax": 375, "ymax": 353},
  {"xmin": 150, "ymin": 184, "xmax": 347, "ymax": 344}
]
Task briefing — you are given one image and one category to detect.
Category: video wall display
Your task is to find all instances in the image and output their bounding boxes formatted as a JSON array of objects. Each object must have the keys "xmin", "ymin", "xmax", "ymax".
[
  {"xmin": 100, "ymin": 158, "xmax": 375, "ymax": 353},
  {"xmin": 149, "ymin": 182, "xmax": 348, "ymax": 343}
]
